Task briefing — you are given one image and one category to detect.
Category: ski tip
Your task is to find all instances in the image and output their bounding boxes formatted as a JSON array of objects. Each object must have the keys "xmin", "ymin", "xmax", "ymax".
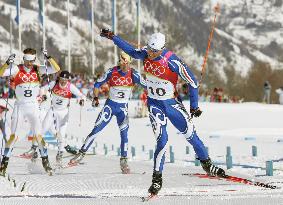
[{"xmin": 68, "ymin": 162, "xmax": 77, "ymax": 167}]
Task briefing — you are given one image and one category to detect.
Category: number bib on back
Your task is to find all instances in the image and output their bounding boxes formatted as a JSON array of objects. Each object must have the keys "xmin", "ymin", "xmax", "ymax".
[{"xmin": 109, "ymin": 86, "xmax": 132, "ymax": 103}]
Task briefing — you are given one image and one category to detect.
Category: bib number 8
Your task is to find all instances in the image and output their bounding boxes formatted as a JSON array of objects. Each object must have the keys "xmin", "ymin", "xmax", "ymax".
[
  {"xmin": 24, "ymin": 90, "xmax": 32, "ymax": 97},
  {"xmin": 148, "ymin": 87, "xmax": 166, "ymax": 96}
]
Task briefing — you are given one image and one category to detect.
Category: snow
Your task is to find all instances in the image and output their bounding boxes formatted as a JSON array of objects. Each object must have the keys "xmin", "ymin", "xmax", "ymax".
[{"xmin": 0, "ymin": 99, "xmax": 282, "ymax": 204}]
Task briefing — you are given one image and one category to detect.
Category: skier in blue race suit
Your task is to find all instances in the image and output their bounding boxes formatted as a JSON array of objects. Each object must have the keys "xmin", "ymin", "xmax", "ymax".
[
  {"xmin": 70, "ymin": 51, "xmax": 146, "ymax": 174},
  {"xmin": 99, "ymin": 29, "xmax": 226, "ymax": 195}
]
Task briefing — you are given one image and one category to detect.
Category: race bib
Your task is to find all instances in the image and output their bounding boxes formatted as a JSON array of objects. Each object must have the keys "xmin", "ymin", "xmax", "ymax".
[
  {"xmin": 15, "ymin": 83, "xmax": 40, "ymax": 103},
  {"xmin": 146, "ymin": 74, "xmax": 175, "ymax": 100},
  {"xmin": 109, "ymin": 87, "xmax": 132, "ymax": 103},
  {"xmin": 52, "ymin": 94, "xmax": 70, "ymax": 109}
]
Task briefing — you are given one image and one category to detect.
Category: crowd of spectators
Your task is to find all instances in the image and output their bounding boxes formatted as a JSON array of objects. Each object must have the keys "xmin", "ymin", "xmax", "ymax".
[
  {"xmin": 199, "ymin": 87, "xmax": 243, "ymax": 103},
  {"xmin": 175, "ymin": 79, "xmax": 243, "ymax": 103}
]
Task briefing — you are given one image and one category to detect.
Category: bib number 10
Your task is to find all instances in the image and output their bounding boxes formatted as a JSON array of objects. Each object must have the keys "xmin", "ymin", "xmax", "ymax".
[
  {"xmin": 148, "ymin": 87, "xmax": 166, "ymax": 96},
  {"xmin": 24, "ymin": 90, "xmax": 32, "ymax": 97}
]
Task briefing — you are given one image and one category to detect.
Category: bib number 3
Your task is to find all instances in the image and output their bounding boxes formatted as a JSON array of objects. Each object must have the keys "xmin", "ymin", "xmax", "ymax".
[
  {"xmin": 117, "ymin": 91, "xmax": 125, "ymax": 98},
  {"xmin": 24, "ymin": 90, "xmax": 32, "ymax": 97}
]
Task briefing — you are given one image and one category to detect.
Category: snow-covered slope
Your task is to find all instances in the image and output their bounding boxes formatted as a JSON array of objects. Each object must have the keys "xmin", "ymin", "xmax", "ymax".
[{"xmin": 0, "ymin": 99, "xmax": 282, "ymax": 204}]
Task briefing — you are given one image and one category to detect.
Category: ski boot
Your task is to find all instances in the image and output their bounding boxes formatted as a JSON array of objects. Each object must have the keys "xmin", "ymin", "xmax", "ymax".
[
  {"xmin": 69, "ymin": 150, "xmax": 85, "ymax": 165},
  {"xmin": 148, "ymin": 171, "xmax": 162, "ymax": 195},
  {"xmin": 0, "ymin": 156, "xmax": 9, "ymax": 176},
  {"xmin": 42, "ymin": 156, "xmax": 53, "ymax": 176},
  {"xmin": 21, "ymin": 145, "xmax": 38, "ymax": 159},
  {"xmin": 31, "ymin": 145, "xmax": 39, "ymax": 162},
  {"xmin": 200, "ymin": 158, "xmax": 226, "ymax": 177},
  {"xmin": 56, "ymin": 151, "xmax": 63, "ymax": 167},
  {"xmin": 120, "ymin": 157, "xmax": 130, "ymax": 174},
  {"xmin": 64, "ymin": 145, "xmax": 78, "ymax": 155}
]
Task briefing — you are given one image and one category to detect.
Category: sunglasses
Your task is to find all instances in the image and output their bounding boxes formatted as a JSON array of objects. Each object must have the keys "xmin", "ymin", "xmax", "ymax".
[{"xmin": 60, "ymin": 77, "xmax": 69, "ymax": 81}]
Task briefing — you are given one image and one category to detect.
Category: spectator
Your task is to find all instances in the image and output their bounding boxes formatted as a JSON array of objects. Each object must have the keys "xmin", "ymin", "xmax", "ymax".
[
  {"xmin": 217, "ymin": 88, "xmax": 224, "ymax": 102},
  {"xmin": 1, "ymin": 80, "xmax": 10, "ymax": 98},
  {"xmin": 263, "ymin": 81, "xmax": 271, "ymax": 104},
  {"xmin": 275, "ymin": 87, "xmax": 283, "ymax": 105},
  {"xmin": 139, "ymin": 89, "xmax": 148, "ymax": 117}
]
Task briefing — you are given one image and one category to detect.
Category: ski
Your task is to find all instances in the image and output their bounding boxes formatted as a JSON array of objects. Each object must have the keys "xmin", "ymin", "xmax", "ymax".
[
  {"xmin": 54, "ymin": 161, "xmax": 85, "ymax": 172},
  {"xmin": 141, "ymin": 193, "xmax": 158, "ymax": 202},
  {"xmin": 128, "ymin": 171, "xmax": 146, "ymax": 175},
  {"xmin": 182, "ymin": 173, "xmax": 278, "ymax": 189},
  {"xmin": 14, "ymin": 154, "xmax": 32, "ymax": 159},
  {"xmin": 63, "ymin": 153, "xmax": 96, "ymax": 159}
]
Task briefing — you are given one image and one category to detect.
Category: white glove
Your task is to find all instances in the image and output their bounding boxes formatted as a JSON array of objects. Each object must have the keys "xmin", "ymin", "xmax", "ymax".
[
  {"xmin": 6, "ymin": 54, "xmax": 16, "ymax": 65},
  {"xmin": 41, "ymin": 49, "xmax": 50, "ymax": 59}
]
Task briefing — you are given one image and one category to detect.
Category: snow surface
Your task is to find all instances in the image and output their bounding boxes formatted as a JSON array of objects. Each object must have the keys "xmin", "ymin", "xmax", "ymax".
[{"xmin": 0, "ymin": 99, "xmax": 282, "ymax": 204}]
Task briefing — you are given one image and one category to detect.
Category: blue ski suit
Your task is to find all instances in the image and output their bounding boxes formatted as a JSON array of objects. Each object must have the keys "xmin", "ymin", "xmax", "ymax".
[
  {"xmin": 112, "ymin": 36, "xmax": 209, "ymax": 172},
  {"xmin": 81, "ymin": 66, "xmax": 146, "ymax": 157}
]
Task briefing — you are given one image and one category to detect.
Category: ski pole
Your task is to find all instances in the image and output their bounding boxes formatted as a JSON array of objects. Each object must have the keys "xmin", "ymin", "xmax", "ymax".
[
  {"xmin": 79, "ymin": 105, "xmax": 82, "ymax": 127},
  {"xmin": 199, "ymin": 3, "xmax": 220, "ymax": 86},
  {"xmin": 1, "ymin": 57, "xmax": 14, "ymax": 160},
  {"xmin": 1, "ymin": 97, "xmax": 14, "ymax": 110},
  {"xmin": 2, "ymin": 62, "xmax": 13, "ymax": 144},
  {"xmin": 41, "ymin": 49, "xmax": 59, "ymax": 143}
]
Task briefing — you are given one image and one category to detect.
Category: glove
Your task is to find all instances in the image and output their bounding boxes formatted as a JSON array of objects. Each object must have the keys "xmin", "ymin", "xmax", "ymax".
[
  {"xmin": 79, "ymin": 99, "xmax": 84, "ymax": 106},
  {"xmin": 92, "ymin": 97, "xmax": 99, "ymax": 107},
  {"xmin": 41, "ymin": 49, "xmax": 51, "ymax": 59},
  {"xmin": 100, "ymin": 28, "xmax": 114, "ymax": 40},
  {"xmin": 42, "ymin": 95, "xmax": 47, "ymax": 102},
  {"xmin": 6, "ymin": 54, "xmax": 16, "ymax": 65},
  {"xmin": 190, "ymin": 107, "xmax": 202, "ymax": 118}
]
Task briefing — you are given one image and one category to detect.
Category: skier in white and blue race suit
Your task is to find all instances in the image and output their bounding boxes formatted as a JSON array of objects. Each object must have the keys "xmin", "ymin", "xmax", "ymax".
[
  {"xmin": 99, "ymin": 29, "xmax": 226, "ymax": 195},
  {"xmin": 70, "ymin": 51, "xmax": 146, "ymax": 174}
]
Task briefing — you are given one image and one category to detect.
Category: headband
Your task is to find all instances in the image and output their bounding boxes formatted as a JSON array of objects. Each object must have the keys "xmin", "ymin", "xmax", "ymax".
[{"xmin": 23, "ymin": 54, "xmax": 36, "ymax": 61}]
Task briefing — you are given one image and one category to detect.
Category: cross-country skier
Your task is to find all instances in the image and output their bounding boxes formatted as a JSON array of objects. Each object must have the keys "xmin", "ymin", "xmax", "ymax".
[
  {"xmin": 40, "ymin": 70, "xmax": 85, "ymax": 166},
  {"xmin": 69, "ymin": 51, "xmax": 146, "ymax": 174},
  {"xmin": 99, "ymin": 29, "xmax": 226, "ymax": 195},
  {"xmin": 0, "ymin": 48, "xmax": 61, "ymax": 176}
]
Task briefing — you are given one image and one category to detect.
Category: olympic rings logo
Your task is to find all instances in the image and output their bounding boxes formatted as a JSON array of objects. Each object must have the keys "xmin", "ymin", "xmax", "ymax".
[
  {"xmin": 144, "ymin": 61, "xmax": 166, "ymax": 77},
  {"xmin": 18, "ymin": 72, "xmax": 38, "ymax": 83},
  {"xmin": 111, "ymin": 76, "xmax": 132, "ymax": 85},
  {"xmin": 53, "ymin": 88, "xmax": 71, "ymax": 97}
]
